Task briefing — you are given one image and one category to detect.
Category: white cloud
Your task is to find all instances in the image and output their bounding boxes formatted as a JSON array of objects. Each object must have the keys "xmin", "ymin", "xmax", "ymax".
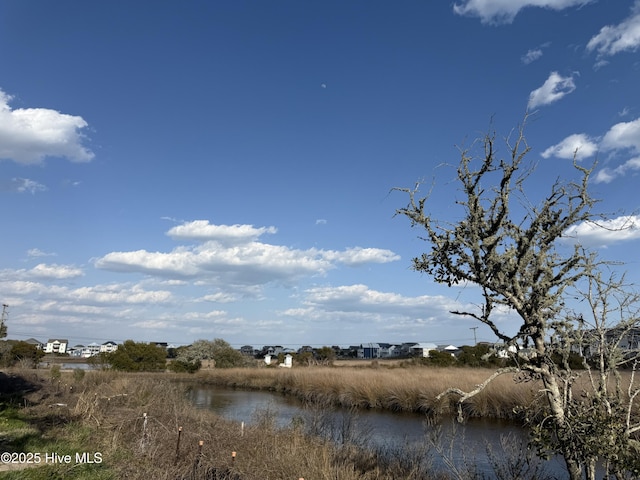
[
  {"xmin": 0, "ymin": 263, "xmax": 84, "ymax": 280},
  {"xmin": 528, "ymin": 72, "xmax": 577, "ymax": 109},
  {"xmin": 167, "ymin": 220, "xmax": 277, "ymax": 243},
  {"xmin": 322, "ymin": 247, "xmax": 400, "ymax": 266},
  {"xmin": 0, "ymin": 88, "xmax": 94, "ymax": 165},
  {"xmin": 590, "ymin": 117, "xmax": 640, "ymax": 182},
  {"xmin": 0, "ymin": 273, "xmax": 171, "ymax": 305},
  {"xmin": 600, "ymin": 117, "xmax": 640, "ymax": 152},
  {"xmin": 594, "ymin": 157, "xmax": 640, "ymax": 183},
  {"xmin": 563, "ymin": 215, "xmax": 640, "ymax": 246},
  {"xmin": 542, "ymin": 117, "xmax": 640, "ymax": 179},
  {"xmin": 96, "ymin": 221, "xmax": 400, "ymax": 287},
  {"xmin": 297, "ymin": 284, "xmax": 462, "ymax": 317},
  {"xmin": 131, "ymin": 320, "xmax": 171, "ymax": 330},
  {"xmin": 587, "ymin": 1, "xmax": 640, "ymax": 62},
  {"xmin": 12, "ymin": 178, "xmax": 47, "ymax": 194},
  {"xmin": 72, "ymin": 284, "xmax": 172, "ymax": 305},
  {"xmin": 199, "ymin": 292, "xmax": 238, "ymax": 303},
  {"xmin": 279, "ymin": 284, "xmax": 476, "ymax": 341},
  {"xmin": 541, "ymin": 133, "xmax": 598, "ymax": 160},
  {"xmin": 453, "ymin": 0, "xmax": 592, "ymax": 25},
  {"xmin": 618, "ymin": 106, "xmax": 632, "ymax": 118},
  {"xmin": 29, "ymin": 263, "xmax": 84, "ymax": 280},
  {"xmin": 27, "ymin": 248, "xmax": 56, "ymax": 258},
  {"xmin": 521, "ymin": 48, "xmax": 543, "ymax": 64}
]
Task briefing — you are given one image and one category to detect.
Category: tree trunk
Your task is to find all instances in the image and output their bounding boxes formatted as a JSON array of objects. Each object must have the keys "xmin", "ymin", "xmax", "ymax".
[{"xmin": 541, "ymin": 367, "xmax": 583, "ymax": 480}]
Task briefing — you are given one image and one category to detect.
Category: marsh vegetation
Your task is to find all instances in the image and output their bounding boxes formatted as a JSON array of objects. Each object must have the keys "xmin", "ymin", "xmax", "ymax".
[{"xmin": 0, "ymin": 367, "xmax": 566, "ymax": 479}]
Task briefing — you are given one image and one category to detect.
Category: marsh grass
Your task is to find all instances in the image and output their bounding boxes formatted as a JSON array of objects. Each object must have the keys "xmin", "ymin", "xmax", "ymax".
[{"xmin": 191, "ymin": 366, "xmax": 542, "ymax": 419}]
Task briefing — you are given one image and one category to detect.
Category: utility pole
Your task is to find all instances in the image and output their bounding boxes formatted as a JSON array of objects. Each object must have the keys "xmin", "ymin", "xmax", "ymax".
[
  {"xmin": 1, "ymin": 304, "xmax": 8, "ymax": 338},
  {"xmin": 470, "ymin": 326, "xmax": 478, "ymax": 345}
]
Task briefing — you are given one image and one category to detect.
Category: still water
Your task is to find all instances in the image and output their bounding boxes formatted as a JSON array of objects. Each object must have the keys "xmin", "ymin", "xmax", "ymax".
[{"xmin": 186, "ymin": 385, "xmax": 568, "ymax": 478}]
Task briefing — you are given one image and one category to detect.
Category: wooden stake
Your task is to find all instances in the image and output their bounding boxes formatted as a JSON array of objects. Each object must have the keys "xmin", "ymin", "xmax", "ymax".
[{"xmin": 173, "ymin": 426, "xmax": 182, "ymax": 466}]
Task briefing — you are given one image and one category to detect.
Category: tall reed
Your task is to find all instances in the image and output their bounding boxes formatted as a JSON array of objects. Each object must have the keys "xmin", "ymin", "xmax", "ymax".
[{"xmin": 191, "ymin": 366, "xmax": 541, "ymax": 419}]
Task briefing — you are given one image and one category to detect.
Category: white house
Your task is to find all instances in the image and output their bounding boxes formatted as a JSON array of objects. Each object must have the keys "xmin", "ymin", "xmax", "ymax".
[
  {"xmin": 438, "ymin": 344, "xmax": 460, "ymax": 356},
  {"xmin": 68, "ymin": 345, "xmax": 85, "ymax": 357},
  {"xmin": 379, "ymin": 343, "xmax": 402, "ymax": 358},
  {"xmin": 100, "ymin": 341, "xmax": 118, "ymax": 353},
  {"xmin": 82, "ymin": 342, "xmax": 101, "ymax": 358},
  {"xmin": 44, "ymin": 339, "xmax": 68, "ymax": 354},
  {"xmin": 279, "ymin": 354, "xmax": 293, "ymax": 368},
  {"xmin": 410, "ymin": 342, "xmax": 438, "ymax": 357}
]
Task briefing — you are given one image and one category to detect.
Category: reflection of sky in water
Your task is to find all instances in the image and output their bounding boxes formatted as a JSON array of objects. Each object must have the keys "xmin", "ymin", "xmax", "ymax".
[{"xmin": 186, "ymin": 385, "xmax": 567, "ymax": 477}]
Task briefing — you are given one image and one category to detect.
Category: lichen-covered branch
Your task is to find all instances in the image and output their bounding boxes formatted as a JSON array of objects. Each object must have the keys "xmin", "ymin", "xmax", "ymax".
[{"xmin": 436, "ymin": 367, "xmax": 520, "ymax": 422}]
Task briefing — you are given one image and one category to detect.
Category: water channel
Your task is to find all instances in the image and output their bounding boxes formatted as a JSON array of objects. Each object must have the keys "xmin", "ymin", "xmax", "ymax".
[{"xmin": 186, "ymin": 385, "xmax": 569, "ymax": 478}]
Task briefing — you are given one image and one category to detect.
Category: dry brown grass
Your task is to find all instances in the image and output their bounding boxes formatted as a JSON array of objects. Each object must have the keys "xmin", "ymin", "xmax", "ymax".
[{"xmin": 10, "ymin": 369, "xmax": 448, "ymax": 480}]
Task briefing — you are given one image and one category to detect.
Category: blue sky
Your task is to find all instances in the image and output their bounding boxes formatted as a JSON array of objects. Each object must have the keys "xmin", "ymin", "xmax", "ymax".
[{"xmin": 1, "ymin": 0, "xmax": 639, "ymax": 349}]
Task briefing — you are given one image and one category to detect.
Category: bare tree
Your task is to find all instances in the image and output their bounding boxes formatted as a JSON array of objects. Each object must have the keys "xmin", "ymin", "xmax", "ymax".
[{"xmin": 395, "ymin": 122, "xmax": 640, "ymax": 479}]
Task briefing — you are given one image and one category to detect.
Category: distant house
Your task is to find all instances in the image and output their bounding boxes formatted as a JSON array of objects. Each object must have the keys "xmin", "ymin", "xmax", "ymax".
[
  {"xmin": 298, "ymin": 345, "xmax": 314, "ymax": 355},
  {"xmin": 379, "ymin": 343, "xmax": 402, "ymax": 358},
  {"xmin": 358, "ymin": 343, "xmax": 381, "ymax": 359},
  {"xmin": 24, "ymin": 338, "xmax": 43, "ymax": 350},
  {"xmin": 399, "ymin": 342, "xmax": 418, "ymax": 357},
  {"xmin": 44, "ymin": 339, "xmax": 68, "ymax": 354},
  {"xmin": 410, "ymin": 342, "xmax": 438, "ymax": 358},
  {"xmin": 438, "ymin": 344, "xmax": 460, "ymax": 356},
  {"xmin": 261, "ymin": 345, "xmax": 284, "ymax": 357},
  {"xmin": 100, "ymin": 341, "xmax": 118, "ymax": 354},
  {"xmin": 68, "ymin": 345, "xmax": 85, "ymax": 357},
  {"xmin": 240, "ymin": 345, "xmax": 255, "ymax": 356},
  {"xmin": 577, "ymin": 327, "xmax": 640, "ymax": 358},
  {"xmin": 82, "ymin": 342, "xmax": 101, "ymax": 358}
]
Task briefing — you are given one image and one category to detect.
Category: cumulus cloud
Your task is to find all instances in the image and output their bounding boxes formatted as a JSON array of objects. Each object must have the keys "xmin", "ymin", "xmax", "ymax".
[
  {"xmin": 167, "ymin": 220, "xmax": 277, "ymax": 243},
  {"xmin": 563, "ymin": 215, "xmax": 640, "ymax": 246},
  {"xmin": 453, "ymin": 0, "xmax": 591, "ymax": 25},
  {"xmin": 600, "ymin": 117, "xmax": 640, "ymax": 152},
  {"xmin": 542, "ymin": 117, "xmax": 640, "ymax": 179},
  {"xmin": 322, "ymin": 247, "xmax": 400, "ymax": 266},
  {"xmin": 528, "ymin": 72, "xmax": 577, "ymax": 109},
  {"xmin": 581, "ymin": 117, "xmax": 640, "ymax": 182},
  {"xmin": 0, "ymin": 263, "xmax": 84, "ymax": 280},
  {"xmin": 29, "ymin": 263, "xmax": 84, "ymax": 280},
  {"xmin": 587, "ymin": 1, "xmax": 640, "ymax": 64},
  {"xmin": 594, "ymin": 157, "xmax": 640, "ymax": 183},
  {"xmin": 282, "ymin": 284, "xmax": 466, "ymax": 328},
  {"xmin": 96, "ymin": 221, "xmax": 400, "ymax": 287},
  {"xmin": 0, "ymin": 275, "xmax": 172, "ymax": 306},
  {"xmin": 0, "ymin": 88, "xmax": 94, "ymax": 164},
  {"xmin": 541, "ymin": 133, "xmax": 598, "ymax": 160}
]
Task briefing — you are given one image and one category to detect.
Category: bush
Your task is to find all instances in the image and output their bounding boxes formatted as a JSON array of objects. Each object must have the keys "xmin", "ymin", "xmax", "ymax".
[
  {"xmin": 457, "ymin": 344, "xmax": 503, "ymax": 367},
  {"xmin": 167, "ymin": 359, "xmax": 201, "ymax": 373},
  {"xmin": 105, "ymin": 340, "xmax": 167, "ymax": 372},
  {"xmin": 424, "ymin": 350, "xmax": 457, "ymax": 367}
]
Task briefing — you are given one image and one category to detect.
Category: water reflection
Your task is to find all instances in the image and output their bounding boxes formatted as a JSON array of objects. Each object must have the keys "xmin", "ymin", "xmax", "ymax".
[{"xmin": 186, "ymin": 385, "xmax": 567, "ymax": 478}]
